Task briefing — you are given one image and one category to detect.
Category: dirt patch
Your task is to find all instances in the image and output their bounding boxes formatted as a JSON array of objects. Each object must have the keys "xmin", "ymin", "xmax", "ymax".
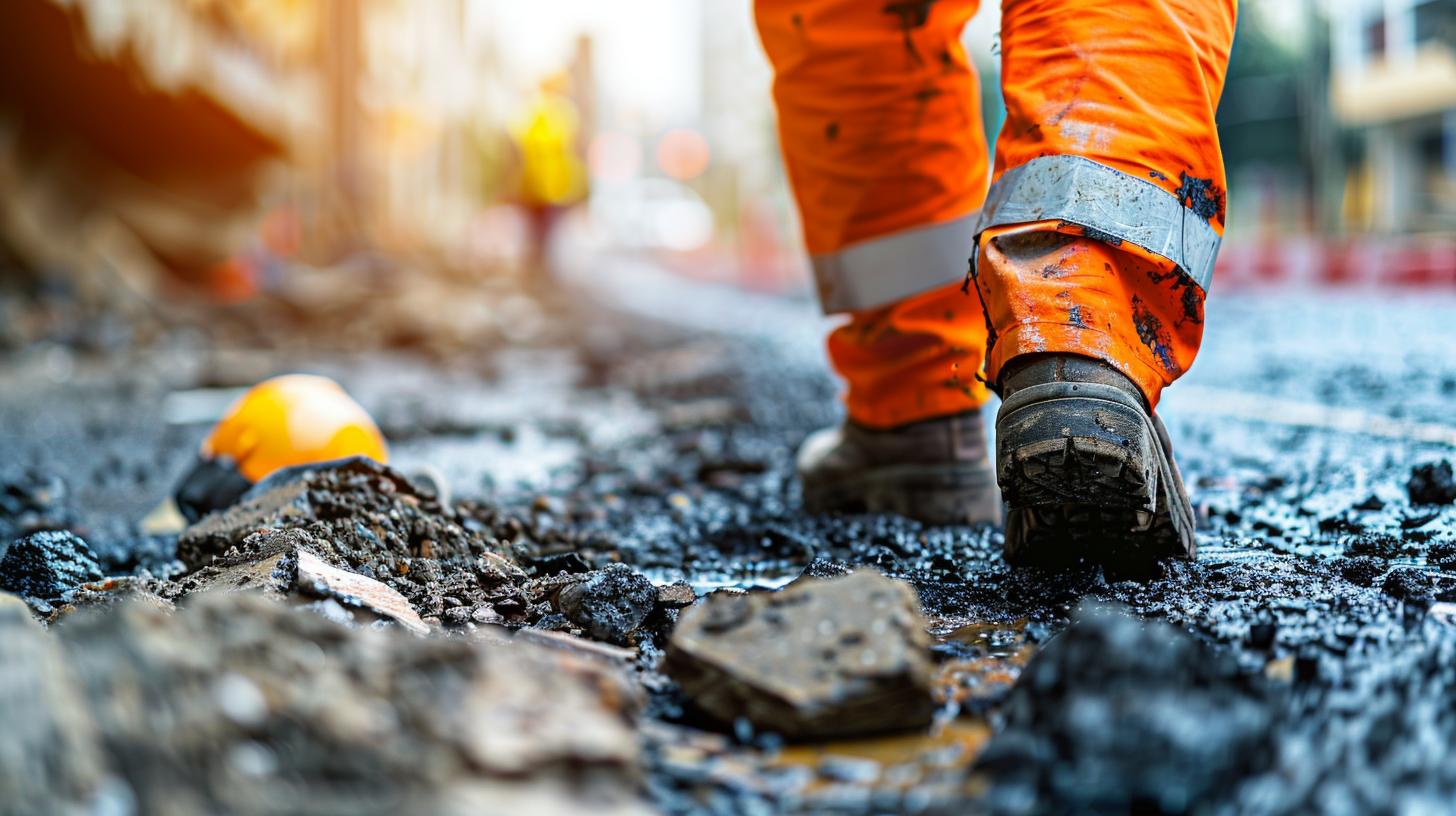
[{"xmin": 175, "ymin": 457, "xmax": 532, "ymax": 628}]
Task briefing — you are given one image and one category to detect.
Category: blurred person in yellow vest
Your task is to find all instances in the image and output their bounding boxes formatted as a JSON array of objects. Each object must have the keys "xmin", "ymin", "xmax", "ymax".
[{"xmin": 511, "ymin": 73, "xmax": 588, "ymax": 279}]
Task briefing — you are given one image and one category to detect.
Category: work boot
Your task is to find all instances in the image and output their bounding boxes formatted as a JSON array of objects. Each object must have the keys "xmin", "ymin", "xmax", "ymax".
[
  {"xmin": 797, "ymin": 411, "xmax": 1001, "ymax": 525},
  {"xmin": 995, "ymin": 354, "xmax": 1196, "ymax": 571}
]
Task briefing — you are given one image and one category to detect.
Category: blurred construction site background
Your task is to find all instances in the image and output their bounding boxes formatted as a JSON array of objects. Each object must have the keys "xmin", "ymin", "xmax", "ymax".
[{"xmin": 1, "ymin": 0, "xmax": 1454, "ymax": 354}]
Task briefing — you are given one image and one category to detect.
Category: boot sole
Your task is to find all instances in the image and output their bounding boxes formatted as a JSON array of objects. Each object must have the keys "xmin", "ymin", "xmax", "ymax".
[
  {"xmin": 803, "ymin": 461, "xmax": 1001, "ymax": 526},
  {"xmin": 996, "ymin": 382, "xmax": 1195, "ymax": 572}
]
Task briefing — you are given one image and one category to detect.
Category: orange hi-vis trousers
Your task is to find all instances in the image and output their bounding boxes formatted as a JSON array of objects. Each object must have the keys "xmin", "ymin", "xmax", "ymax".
[{"xmin": 756, "ymin": 0, "xmax": 1237, "ymax": 428}]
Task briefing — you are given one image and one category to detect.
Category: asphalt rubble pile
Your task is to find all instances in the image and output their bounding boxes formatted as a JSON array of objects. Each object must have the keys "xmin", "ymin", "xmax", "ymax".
[
  {"xmin": 0, "ymin": 455, "xmax": 721, "ymax": 648},
  {"xmin": 171, "ymin": 456, "xmax": 535, "ymax": 630},
  {"xmin": 0, "ymin": 458, "xmax": 674, "ymax": 814},
  {"xmin": 0, "ymin": 451, "xmax": 969, "ymax": 815},
  {"xmin": 531, "ymin": 330, "xmax": 1456, "ymax": 814},
  {"xmin": 9, "ymin": 290, "xmax": 1456, "ymax": 814}
]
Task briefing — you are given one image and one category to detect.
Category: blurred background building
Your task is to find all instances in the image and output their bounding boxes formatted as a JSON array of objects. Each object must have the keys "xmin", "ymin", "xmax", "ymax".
[
  {"xmin": 1, "ymin": 0, "xmax": 1454, "ymax": 331},
  {"xmin": 1330, "ymin": 0, "xmax": 1456, "ymax": 234}
]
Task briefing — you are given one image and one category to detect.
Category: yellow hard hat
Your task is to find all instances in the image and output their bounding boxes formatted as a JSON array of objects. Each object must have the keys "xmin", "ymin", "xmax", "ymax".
[
  {"xmin": 203, "ymin": 374, "xmax": 388, "ymax": 482},
  {"xmin": 175, "ymin": 375, "xmax": 388, "ymax": 522}
]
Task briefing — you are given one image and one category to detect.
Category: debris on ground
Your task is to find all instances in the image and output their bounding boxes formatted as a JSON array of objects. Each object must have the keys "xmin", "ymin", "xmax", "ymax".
[
  {"xmin": 1238, "ymin": 623, "xmax": 1456, "ymax": 813},
  {"xmin": 667, "ymin": 569, "xmax": 935, "ymax": 740},
  {"xmin": 1427, "ymin": 539, "xmax": 1456, "ymax": 568},
  {"xmin": 6, "ymin": 281, "xmax": 1456, "ymax": 813},
  {"xmin": 175, "ymin": 457, "xmax": 530, "ymax": 627},
  {"xmin": 293, "ymin": 548, "xmax": 432, "ymax": 634},
  {"xmin": 0, "ymin": 595, "xmax": 105, "ymax": 816},
  {"xmin": 1338, "ymin": 554, "xmax": 1386, "ymax": 587},
  {"xmin": 2, "ymin": 591, "xmax": 649, "ymax": 815},
  {"xmin": 1381, "ymin": 568, "xmax": 1436, "ymax": 607},
  {"xmin": 655, "ymin": 581, "xmax": 697, "ymax": 609},
  {"xmin": 972, "ymin": 602, "xmax": 1274, "ymax": 815},
  {"xmin": 170, "ymin": 530, "xmax": 431, "ymax": 635},
  {"xmin": 555, "ymin": 563, "xmax": 659, "ymax": 644}
]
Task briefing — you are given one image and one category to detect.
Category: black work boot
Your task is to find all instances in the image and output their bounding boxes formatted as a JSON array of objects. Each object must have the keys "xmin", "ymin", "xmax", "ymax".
[
  {"xmin": 995, "ymin": 354, "xmax": 1196, "ymax": 571},
  {"xmin": 797, "ymin": 411, "xmax": 1001, "ymax": 525}
]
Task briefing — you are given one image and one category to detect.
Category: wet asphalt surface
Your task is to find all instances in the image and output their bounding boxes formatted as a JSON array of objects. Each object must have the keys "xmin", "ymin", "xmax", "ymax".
[{"xmin": 5, "ymin": 270, "xmax": 1456, "ymax": 814}]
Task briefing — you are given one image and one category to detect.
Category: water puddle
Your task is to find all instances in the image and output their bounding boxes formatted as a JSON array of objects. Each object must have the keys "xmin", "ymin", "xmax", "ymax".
[
  {"xmin": 766, "ymin": 719, "xmax": 993, "ymax": 800},
  {"xmin": 643, "ymin": 563, "xmax": 802, "ymax": 595}
]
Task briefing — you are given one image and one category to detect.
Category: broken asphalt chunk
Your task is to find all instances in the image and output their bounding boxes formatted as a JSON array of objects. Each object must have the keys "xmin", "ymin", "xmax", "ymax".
[
  {"xmin": 556, "ymin": 563, "xmax": 657, "ymax": 644},
  {"xmin": 1408, "ymin": 460, "xmax": 1456, "ymax": 506},
  {"xmin": 177, "ymin": 457, "xmax": 499, "ymax": 573},
  {"xmin": 972, "ymin": 602, "xmax": 1272, "ymax": 815},
  {"xmin": 0, "ymin": 530, "xmax": 103, "ymax": 603},
  {"xmin": 665, "ymin": 569, "xmax": 935, "ymax": 740}
]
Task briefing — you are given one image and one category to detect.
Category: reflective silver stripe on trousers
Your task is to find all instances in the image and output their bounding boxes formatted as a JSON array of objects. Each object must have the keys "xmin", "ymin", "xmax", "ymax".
[
  {"xmin": 975, "ymin": 155, "xmax": 1221, "ymax": 292},
  {"xmin": 812, "ymin": 212, "xmax": 978, "ymax": 314}
]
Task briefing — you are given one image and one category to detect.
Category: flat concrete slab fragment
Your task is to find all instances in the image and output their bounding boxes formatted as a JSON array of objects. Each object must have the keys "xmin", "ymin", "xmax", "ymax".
[{"xmin": 667, "ymin": 569, "xmax": 935, "ymax": 740}]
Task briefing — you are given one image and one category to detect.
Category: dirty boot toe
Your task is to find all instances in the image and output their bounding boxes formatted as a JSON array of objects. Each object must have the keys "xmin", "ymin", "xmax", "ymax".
[{"xmin": 996, "ymin": 355, "xmax": 1195, "ymax": 573}]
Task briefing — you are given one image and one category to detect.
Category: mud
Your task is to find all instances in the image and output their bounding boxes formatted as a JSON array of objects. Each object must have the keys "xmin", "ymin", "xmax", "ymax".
[
  {"xmin": 1174, "ymin": 171, "xmax": 1226, "ymax": 224},
  {"xmin": 1063, "ymin": 221, "xmax": 1124, "ymax": 248},
  {"xmin": 1130, "ymin": 294, "xmax": 1178, "ymax": 372},
  {"xmin": 5, "ymin": 277, "xmax": 1456, "ymax": 813}
]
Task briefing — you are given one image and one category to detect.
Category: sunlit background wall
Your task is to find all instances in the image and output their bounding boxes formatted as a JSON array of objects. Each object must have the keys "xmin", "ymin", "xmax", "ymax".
[{"xmin": 1, "ymin": 0, "xmax": 1454, "ymax": 313}]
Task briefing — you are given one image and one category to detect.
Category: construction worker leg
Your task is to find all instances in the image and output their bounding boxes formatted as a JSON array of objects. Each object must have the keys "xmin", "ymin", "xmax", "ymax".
[
  {"xmin": 756, "ymin": 0, "xmax": 991, "ymax": 429},
  {"xmin": 972, "ymin": 0, "xmax": 1237, "ymax": 407}
]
